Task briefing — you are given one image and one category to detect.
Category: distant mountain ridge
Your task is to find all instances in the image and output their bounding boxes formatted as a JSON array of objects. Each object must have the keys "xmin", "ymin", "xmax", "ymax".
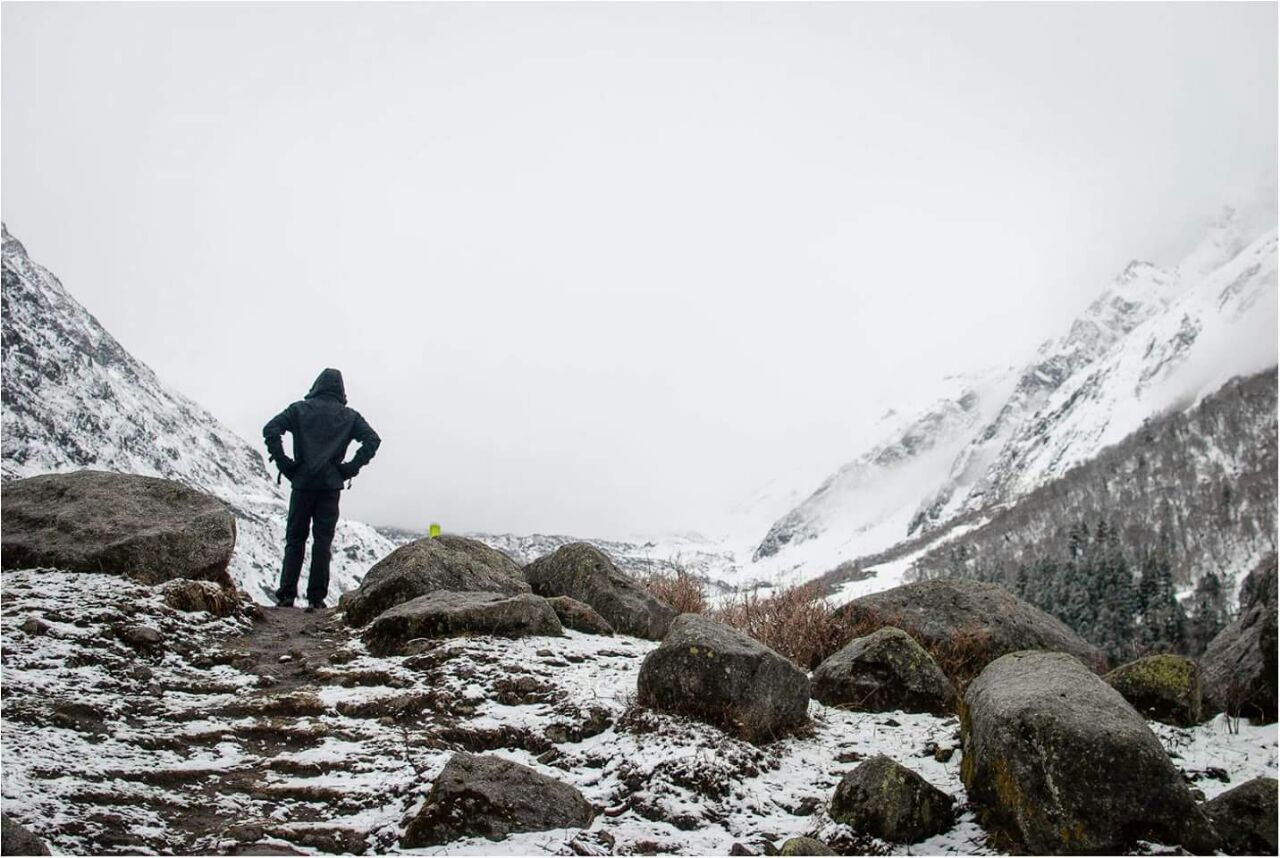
[
  {"xmin": 753, "ymin": 206, "xmax": 1278, "ymax": 591},
  {"xmin": 1, "ymin": 224, "xmax": 395, "ymax": 600}
]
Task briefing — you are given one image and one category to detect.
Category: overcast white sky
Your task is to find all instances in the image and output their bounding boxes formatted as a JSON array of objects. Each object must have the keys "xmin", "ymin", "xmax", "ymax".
[{"xmin": 2, "ymin": 1, "xmax": 1276, "ymax": 538}]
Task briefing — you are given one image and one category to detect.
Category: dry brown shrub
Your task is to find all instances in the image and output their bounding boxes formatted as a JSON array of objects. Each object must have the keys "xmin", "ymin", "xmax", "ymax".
[
  {"xmin": 711, "ymin": 583, "xmax": 856, "ymax": 670},
  {"xmin": 639, "ymin": 565, "xmax": 709, "ymax": 615}
]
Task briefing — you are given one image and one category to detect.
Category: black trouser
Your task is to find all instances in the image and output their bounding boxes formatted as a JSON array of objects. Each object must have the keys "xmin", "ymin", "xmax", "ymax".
[{"xmin": 276, "ymin": 489, "xmax": 341, "ymax": 605}]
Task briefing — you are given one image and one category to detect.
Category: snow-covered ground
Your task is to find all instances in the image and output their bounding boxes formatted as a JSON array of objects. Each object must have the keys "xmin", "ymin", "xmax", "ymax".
[{"xmin": 2, "ymin": 568, "xmax": 1275, "ymax": 856}]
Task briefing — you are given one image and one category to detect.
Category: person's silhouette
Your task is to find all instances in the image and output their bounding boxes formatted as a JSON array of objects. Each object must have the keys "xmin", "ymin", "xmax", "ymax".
[{"xmin": 263, "ymin": 368, "xmax": 380, "ymax": 610}]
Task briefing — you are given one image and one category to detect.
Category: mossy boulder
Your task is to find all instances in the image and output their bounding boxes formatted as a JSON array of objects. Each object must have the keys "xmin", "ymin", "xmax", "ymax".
[
  {"xmin": 341, "ymin": 535, "xmax": 529, "ymax": 627},
  {"xmin": 811, "ymin": 627, "xmax": 955, "ymax": 715},
  {"xmin": 837, "ymin": 578, "xmax": 1106, "ymax": 680},
  {"xmin": 362, "ymin": 591, "xmax": 561, "ymax": 656},
  {"xmin": 1202, "ymin": 777, "xmax": 1278, "ymax": 856},
  {"xmin": 829, "ymin": 754, "xmax": 954, "ymax": 843},
  {"xmin": 1104, "ymin": 653, "xmax": 1202, "ymax": 726},
  {"xmin": 525, "ymin": 543, "xmax": 677, "ymax": 640},
  {"xmin": 637, "ymin": 614, "xmax": 810, "ymax": 743},
  {"xmin": 961, "ymin": 651, "xmax": 1218, "ymax": 854},
  {"xmin": 777, "ymin": 836, "xmax": 835, "ymax": 856}
]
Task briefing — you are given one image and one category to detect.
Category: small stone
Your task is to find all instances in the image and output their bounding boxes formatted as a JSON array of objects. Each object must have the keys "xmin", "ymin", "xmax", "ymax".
[
  {"xmin": 777, "ymin": 837, "xmax": 835, "ymax": 856},
  {"xmin": 19, "ymin": 616, "xmax": 49, "ymax": 636},
  {"xmin": 118, "ymin": 625, "xmax": 163, "ymax": 648},
  {"xmin": 830, "ymin": 755, "xmax": 955, "ymax": 843}
]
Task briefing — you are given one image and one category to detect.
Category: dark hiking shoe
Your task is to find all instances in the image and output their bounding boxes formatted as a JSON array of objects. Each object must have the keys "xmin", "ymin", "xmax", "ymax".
[
  {"xmin": 305, "ymin": 600, "xmax": 326, "ymax": 613},
  {"xmin": 276, "ymin": 598, "xmax": 295, "ymax": 608}
]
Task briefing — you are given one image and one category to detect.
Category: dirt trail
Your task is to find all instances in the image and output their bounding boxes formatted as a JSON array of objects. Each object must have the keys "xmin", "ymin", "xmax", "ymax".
[{"xmin": 224, "ymin": 606, "xmax": 349, "ymax": 694}]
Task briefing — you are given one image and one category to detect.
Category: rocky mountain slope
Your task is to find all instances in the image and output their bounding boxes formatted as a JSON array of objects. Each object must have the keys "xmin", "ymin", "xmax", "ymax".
[
  {"xmin": 1, "ymin": 224, "xmax": 394, "ymax": 599},
  {"xmin": 755, "ymin": 207, "xmax": 1278, "ymax": 590}
]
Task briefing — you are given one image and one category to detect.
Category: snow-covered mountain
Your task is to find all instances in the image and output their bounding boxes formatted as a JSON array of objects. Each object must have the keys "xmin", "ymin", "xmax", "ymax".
[
  {"xmin": 0, "ymin": 224, "xmax": 394, "ymax": 601},
  {"xmin": 754, "ymin": 206, "xmax": 1278, "ymax": 584}
]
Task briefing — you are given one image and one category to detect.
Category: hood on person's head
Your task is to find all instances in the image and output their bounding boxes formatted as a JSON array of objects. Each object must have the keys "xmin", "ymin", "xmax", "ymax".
[{"xmin": 306, "ymin": 368, "xmax": 347, "ymax": 404}]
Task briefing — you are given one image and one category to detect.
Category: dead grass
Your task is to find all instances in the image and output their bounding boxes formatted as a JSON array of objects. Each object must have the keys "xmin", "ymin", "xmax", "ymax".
[{"xmin": 639, "ymin": 565, "xmax": 709, "ymax": 615}]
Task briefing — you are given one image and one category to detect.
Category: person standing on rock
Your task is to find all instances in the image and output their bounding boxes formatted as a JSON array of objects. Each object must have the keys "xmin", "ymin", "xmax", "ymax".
[{"xmin": 263, "ymin": 368, "xmax": 381, "ymax": 611}]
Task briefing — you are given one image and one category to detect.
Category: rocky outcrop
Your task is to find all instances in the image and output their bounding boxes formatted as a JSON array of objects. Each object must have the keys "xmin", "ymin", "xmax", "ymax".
[
  {"xmin": 363, "ymin": 591, "xmax": 561, "ymax": 655},
  {"xmin": 838, "ymin": 578, "xmax": 1106, "ymax": 678},
  {"xmin": 341, "ymin": 536, "xmax": 530, "ymax": 627},
  {"xmin": 1201, "ymin": 777, "xmax": 1278, "ymax": 856},
  {"xmin": 811, "ymin": 627, "xmax": 955, "ymax": 715},
  {"xmin": 1103, "ymin": 653, "xmax": 1202, "ymax": 726},
  {"xmin": 961, "ymin": 651, "xmax": 1218, "ymax": 854},
  {"xmin": 0, "ymin": 470, "xmax": 236, "ymax": 587},
  {"xmin": 1202, "ymin": 553, "xmax": 1277, "ymax": 724},
  {"xmin": 401, "ymin": 752, "xmax": 594, "ymax": 846},
  {"xmin": 546, "ymin": 596, "xmax": 614, "ymax": 635},
  {"xmin": 524, "ymin": 543, "xmax": 676, "ymax": 640},
  {"xmin": 636, "ymin": 614, "xmax": 809, "ymax": 743},
  {"xmin": 829, "ymin": 755, "xmax": 954, "ymax": 843},
  {"xmin": 0, "ymin": 814, "xmax": 50, "ymax": 856}
]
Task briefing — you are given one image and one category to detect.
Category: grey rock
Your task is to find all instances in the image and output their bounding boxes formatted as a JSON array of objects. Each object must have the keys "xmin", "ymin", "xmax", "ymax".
[
  {"xmin": 636, "ymin": 614, "xmax": 809, "ymax": 743},
  {"xmin": 812, "ymin": 627, "xmax": 955, "ymax": 715},
  {"xmin": 1104, "ymin": 653, "xmax": 1202, "ymax": 726},
  {"xmin": 524, "ymin": 543, "xmax": 676, "ymax": 640},
  {"xmin": 838, "ymin": 578, "xmax": 1107, "ymax": 678},
  {"xmin": 0, "ymin": 470, "xmax": 236, "ymax": 587},
  {"xmin": 117, "ymin": 624, "xmax": 163, "ymax": 649},
  {"xmin": 962, "ymin": 650, "xmax": 1218, "ymax": 854},
  {"xmin": 18, "ymin": 616, "xmax": 49, "ymax": 636},
  {"xmin": 1, "ymin": 813, "xmax": 50, "ymax": 856},
  {"xmin": 363, "ymin": 591, "xmax": 562, "ymax": 656},
  {"xmin": 401, "ymin": 752, "xmax": 593, "ymax": 846},
  {"xmin": 1202, "ymin": 777, "xmax": 1278, "ymax": 856},
  {"xmin": 546, "ymin": 595, "xmax": 615, "ymax": 635},
  {"xmin": 341, "ymin": 535, "xmax": 530, "ymax": 627},
  {"xmin": 829, "ymin": 754, "xmax": 954, "ymax": 843},
  {"xmin": 776, "ymin": 837, "xmax": 835, "ymax": 856},
  {"xmin": 161, "ymin": 578, "xmax": 241, "ymax": 617},
  {"xmin": 1202, "ymin": 554, "xmax": 1277, "ymax": 724}
]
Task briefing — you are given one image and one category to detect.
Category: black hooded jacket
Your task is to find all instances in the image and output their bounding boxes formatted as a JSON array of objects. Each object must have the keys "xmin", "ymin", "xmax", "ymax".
[{"xmin": 263, "ymin": 369, "xmax": 381, "ymax": 491}]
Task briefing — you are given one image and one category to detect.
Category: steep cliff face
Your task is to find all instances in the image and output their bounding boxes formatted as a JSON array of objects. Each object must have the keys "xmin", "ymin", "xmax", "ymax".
[
  {"xmin": 1, "ymin": 224, "xmax": 394, "ymax": 600},
  {"xmin": 756, "ymin": 207, "xmax": 1278, "ymax": 590}
]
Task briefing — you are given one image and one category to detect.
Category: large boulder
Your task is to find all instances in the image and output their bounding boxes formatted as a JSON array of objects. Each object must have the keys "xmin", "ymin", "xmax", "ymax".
[
  {"xmin": 0, "ymin": 470, "xmax": 236, "ymax": 587},
  {"xmin": 1104, "ymin": 653, "xmax": 1202, "ymax": 726},
  {"xmin": 961, "ymin": 651, "xmax": 1218, "ymax": 854},
  {"xmin": 363, "ymin": 590, "xmax": 561, "ymax": 655},
  {"xmin": 524, "ymin": 543, "xmax": 676, "ymax": 640},
  {"xmin": 1201, "ymin": 777, "xmax": 1278, "ymax": 856},
  {"xmin": 402, "ymin": 752, "xmax": 594, "ymax": 846},
  {"xmin": 811, "ymin": 627, "xmax": 955, "ymax": 715},
  {"xmin": 0, "ymin": 814, "xmax": 50, "ymax": 856},
  {"xmin": 341, "ymin": 535, "xmax": 530, "ymax": 627},
  {"xmin": 1202, "ymin": 554, "xmax": 1277, "ymax": 724},
  {"xmin": 545, "ymin": 596, "xmax": 614, "ymax": 635},
  {"xmin": 829, "ymin": 754, "xmax": 955, "ymax": 843},
  {"xmin": 838, "ymin": 578, "xmax": 1106, "ymax": 679},
  {"xmin": 636, "ymin": 614, "xmax": 809, "ymax": 743}
]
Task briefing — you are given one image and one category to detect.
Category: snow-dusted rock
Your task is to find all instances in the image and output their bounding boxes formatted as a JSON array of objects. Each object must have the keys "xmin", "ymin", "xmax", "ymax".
[
  {"xmin": 777, "ymin": 836, "xmax": 835, "ymax": 855},
  {"xmin": 637, "ymin": 614, "xmax": 809, "ymax": 743},
  {"xmin": 341, "ymin": 535, "xmax": 530, "ymax": 627},
  {"xmin": 401, "ymin": 752, "xmax": 594, "ymax": 846},
  {"xmin": 545, "ymin": 595, "xmax": 614, "ymax": 635},
  {"xmin": 0, "ymin": 470, "xmax": 237, "ymax": 587},
  {"xmin": 1104, "ymin": 653, "xmax": 1202, "ymax": 727},
  {"xmin": 811, "ymin": 627, "xmax": 955, "ymax": 715},
  {"xmin": 524, "ymin": 543, "xmax": 676, "ymax": 640},
  {"xmin": 1, "ymin": 813, "xmax": 50, "ymax": 856},
  {"xmin": 1201, "ymin": 777, "xmax": 1278, "ymax": 856},
  {"xmin": 1202, "ymin": 553, "xmax": 1277, "ymax": 724},
  {"xmin": 829, "ymin": 754, "xmax": 955, "ymax": 843},
  {"xmin": 839, "ymin": 578, "xmax": 1106, "ymax": 679},
  {"xmin": 160, "ymin": 579, "xmax": 242, "ymax": 617},
  {"xmin": 961, "ymin": 651, "xmax": 1218, "ymax": 854},
  {"xmin": 362, "ymin": 590, "xmax": 561, "ymax": 655}
]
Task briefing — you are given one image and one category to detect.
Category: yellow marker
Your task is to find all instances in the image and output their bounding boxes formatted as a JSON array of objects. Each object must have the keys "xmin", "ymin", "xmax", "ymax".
[{"xmin": 429, "ymin": 523, "xmax": 441, "ymax": 539}]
